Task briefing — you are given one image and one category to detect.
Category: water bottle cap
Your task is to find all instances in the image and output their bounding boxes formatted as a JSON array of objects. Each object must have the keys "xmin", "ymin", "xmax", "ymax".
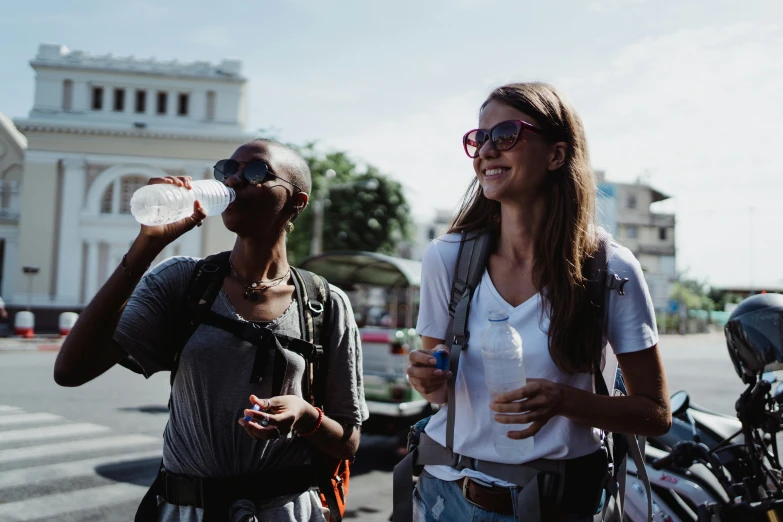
[{"xmin": 488, "ymin": 310, "xmax": 509, "ymax": 322}]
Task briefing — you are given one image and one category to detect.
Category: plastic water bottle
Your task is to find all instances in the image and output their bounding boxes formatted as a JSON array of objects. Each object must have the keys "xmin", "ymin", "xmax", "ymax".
[
  {"xmin": 130, "ymin": 179, "xmax": 235, "ymax": 226},
  {"xmin": 482, "ymin": 310, "xmax": 534, "ymax": 459}
]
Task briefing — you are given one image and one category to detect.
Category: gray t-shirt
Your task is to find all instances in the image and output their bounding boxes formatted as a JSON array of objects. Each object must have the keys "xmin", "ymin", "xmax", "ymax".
[{"xmin": 114, "ymin": 256, "xmax": 369, "ymax": 521}]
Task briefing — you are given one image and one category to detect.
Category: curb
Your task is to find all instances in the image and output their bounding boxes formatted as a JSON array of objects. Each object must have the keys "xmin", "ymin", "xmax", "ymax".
[{"xmin": 0, "ymin": 339, "xmax": 64, "ymax": 352}]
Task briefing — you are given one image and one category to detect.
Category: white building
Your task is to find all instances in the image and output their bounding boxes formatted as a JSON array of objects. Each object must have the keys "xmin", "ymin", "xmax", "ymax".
[{"xmin": 0, "ymin": 43, "xmax": 251, "ymax": 328}]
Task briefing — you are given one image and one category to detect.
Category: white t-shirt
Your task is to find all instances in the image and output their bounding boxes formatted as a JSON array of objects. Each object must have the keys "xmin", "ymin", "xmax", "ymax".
[{"xmin": 417, "ymin": 233, "xmax": 659, "ymax": 486}]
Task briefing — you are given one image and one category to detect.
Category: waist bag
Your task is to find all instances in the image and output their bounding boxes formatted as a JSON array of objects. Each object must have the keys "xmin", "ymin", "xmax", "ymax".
[
  {"xmin": 392, "ymin": 230, "xmax": 652, "ymax": 522},
  {"xmin": 121, "ymin": 252, "xmax": 349, "ymax": 522}
]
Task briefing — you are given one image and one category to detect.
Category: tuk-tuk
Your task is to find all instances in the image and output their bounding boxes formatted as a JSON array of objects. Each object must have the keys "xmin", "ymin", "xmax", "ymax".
[{"xmin": 299, "ymin": 251, "xmax": 434, "ymax": 440}]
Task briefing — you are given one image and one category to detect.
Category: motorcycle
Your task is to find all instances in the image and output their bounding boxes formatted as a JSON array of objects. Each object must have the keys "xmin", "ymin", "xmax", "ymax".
[{"xmin": 623, "ymin": 372, "xmax": 783, "ymax": 521}]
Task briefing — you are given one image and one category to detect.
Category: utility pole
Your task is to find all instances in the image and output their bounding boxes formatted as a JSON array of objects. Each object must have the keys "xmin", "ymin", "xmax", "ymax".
[{"xmin": 310, "ymin": 169, "xmax": 336, "ymax": 257}]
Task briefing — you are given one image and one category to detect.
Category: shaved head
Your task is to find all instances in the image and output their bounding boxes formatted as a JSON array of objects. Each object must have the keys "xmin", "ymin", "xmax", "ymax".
[{"xmin": 247, "ymin": 139, "xmax": 312, "ymax": 195}]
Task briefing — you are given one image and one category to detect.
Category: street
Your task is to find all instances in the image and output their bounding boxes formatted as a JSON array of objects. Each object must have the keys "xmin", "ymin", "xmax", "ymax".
[{"xmin": 0, "ymin": 332, "xmax": 747, "ymax": 521}]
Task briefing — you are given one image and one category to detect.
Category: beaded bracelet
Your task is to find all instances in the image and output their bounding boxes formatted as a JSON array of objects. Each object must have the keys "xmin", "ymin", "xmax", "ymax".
[{"xmin": 298, "ymin": 406, "xmax": 323, "ymax": 437}]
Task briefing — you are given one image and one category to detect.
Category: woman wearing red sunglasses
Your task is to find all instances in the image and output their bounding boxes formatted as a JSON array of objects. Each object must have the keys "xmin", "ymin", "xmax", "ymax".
[{"xmin": 404, "ymin": 83, "xmax": 671, "ymax": 521}]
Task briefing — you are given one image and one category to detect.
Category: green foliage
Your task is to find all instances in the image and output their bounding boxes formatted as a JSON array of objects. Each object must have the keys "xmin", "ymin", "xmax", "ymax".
[
  {"xmin": 285, "ymin": 143, "xmax": 413, "ymax": 263},
  {"xmin": 671, "ymin": 278, "xmax": 716, "ymax": 311}
]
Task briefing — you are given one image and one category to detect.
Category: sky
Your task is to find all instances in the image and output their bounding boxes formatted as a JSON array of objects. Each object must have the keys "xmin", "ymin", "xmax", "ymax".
[{"xmin": 1, "ymin": 0, "xmax": 782, "ymax": 289}]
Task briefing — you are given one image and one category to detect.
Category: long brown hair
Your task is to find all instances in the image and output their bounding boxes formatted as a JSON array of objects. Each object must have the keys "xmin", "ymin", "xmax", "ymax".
[{"xmin": 450, "ymin": 82, "xmax": 598, "ymax": 374}]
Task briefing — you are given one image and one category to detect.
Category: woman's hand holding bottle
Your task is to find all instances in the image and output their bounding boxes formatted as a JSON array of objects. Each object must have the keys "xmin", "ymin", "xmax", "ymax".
[{"xmin": 406, "ymin": 345, "xmax": 452, "ymax": 404}]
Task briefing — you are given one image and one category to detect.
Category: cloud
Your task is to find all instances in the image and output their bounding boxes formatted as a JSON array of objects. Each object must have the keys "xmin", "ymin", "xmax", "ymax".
[
  {"xmin": 324, "ymin": 91, "xmax": 483, "ymax": 222},
  {"xmin": 588, "ymin": 0, "xmax": 647, "ymax": 11},
  {"xmin": 560, "ymin": 22, "xmax": 783, "ymax": 287}
]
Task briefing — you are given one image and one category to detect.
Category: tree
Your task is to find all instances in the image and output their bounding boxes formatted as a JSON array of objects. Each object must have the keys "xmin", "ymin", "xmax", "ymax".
[{"xmin": 285, "ymin": 143, "xmax": 413, "ymax": 263}]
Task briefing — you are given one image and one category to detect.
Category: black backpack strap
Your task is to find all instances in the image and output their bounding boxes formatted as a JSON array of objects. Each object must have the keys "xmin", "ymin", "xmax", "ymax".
[
  {"xmin": 290, "ymin": 267, "xmax": 330, "ymax": 409},
  {"xmin": 444, "ymin": 230, "xmax": 492, "ymax": 452},
  {"xmin": 170, "ymin": 251, "xmax": 232, "ymax": 385}
]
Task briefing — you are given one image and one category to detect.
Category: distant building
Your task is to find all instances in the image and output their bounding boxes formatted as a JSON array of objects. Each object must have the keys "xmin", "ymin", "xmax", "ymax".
[
  {"xmin": 597, "ymin": 171, "xmax": 676, "ymax": 313},
  {"xmin": 0, "ymin": 43, "xmax": 251, "ymax": 326}
]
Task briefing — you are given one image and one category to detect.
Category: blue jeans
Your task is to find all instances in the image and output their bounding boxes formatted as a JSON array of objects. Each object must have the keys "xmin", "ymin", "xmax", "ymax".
[
  {"xmin": 413, "ymin": 470, "xmax": 595, "ymax": 522},
  {"xmin": 413, "ymin": 470, "xmax": 520, "ymax": 522}
]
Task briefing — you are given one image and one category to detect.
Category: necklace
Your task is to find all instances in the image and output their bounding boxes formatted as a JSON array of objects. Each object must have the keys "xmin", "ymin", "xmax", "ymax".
[{"xmin": 228, "ymin": 257, "xmax": 291, "ymax": 302}]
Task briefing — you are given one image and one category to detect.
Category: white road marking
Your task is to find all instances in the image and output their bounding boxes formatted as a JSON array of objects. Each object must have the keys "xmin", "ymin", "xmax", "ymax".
[
  {"xmin": 0, "ymin": 434, "xmax": 160, "ymax": 464},
  {"xmin": 0, "ymin": 412, "xmax": 63, "ymax": 427},
  {"xmin": 0, "ymin": 423, "xmax": 111, "ymax": 445}
]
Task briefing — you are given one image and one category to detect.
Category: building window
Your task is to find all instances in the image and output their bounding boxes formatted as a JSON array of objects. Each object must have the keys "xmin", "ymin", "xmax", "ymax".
[
  {"xmin": 135, "ymin": 90, "xmax": 146, "ymax": 113},
  {"xmin": 91, "ymin": 87, "xmax": 104, "ymax": 110},
  {"xmin": 177, "ymin": 93, "xmax": 189, "ymax": 116},
  {"xmin": 626, "ymin": 225, "xmax": 638, "ymax": 238},
  {"xmin": 113, "ymin": 88, "xmax": 125, "ymax": 112},
  {"xmin": 100, "ymin": 183, "xmax": 114, "ymax": 214},
  {"xmin": 157, "ymin": 91, "xmax": 168, "ymax": 114},
  {"xmin": 206, "ymin": 91, "xmax": 216, "ymax": 121},
  {"xmin": 627, "ymin": 194, "xmax": 637, "ymax": 209},
  {"xmin": 659, "ymin": 227, "xmax": 667, "ymax": 241},
  {"xmin": 62, "ymin": 80, "xmax": 73, "ymax": 111},
  {"xmin": 119, "ymin": 176, "xmax": 148, "ymax": 213}
]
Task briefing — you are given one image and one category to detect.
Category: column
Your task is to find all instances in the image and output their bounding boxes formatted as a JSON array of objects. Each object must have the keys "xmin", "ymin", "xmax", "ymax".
[
  {"xmin": 84, "ymin": 240, "xmax": 100, "ymax": 302},
  {"xmin": 55, "ymin": 158, "xmax": 87, "ymax": 305},
  {"xmin": 1, "ymin": 234, "xmax": 19, "ymax": 302}
]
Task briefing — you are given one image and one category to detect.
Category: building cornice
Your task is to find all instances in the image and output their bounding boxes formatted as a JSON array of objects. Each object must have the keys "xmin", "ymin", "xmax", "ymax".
[
  {"xmin": 14, "ymin": 120, "xmax": 251, "ymax": 144},
  {"xmin": 31, "ymin": 44, "xmax": 245, "ymax": 83}
]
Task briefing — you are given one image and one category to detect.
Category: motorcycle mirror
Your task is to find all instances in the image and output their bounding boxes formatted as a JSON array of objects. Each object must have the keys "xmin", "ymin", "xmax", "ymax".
[
  {"xmin": 762, "ymin": 371, "xmax": 778, "ymax": 384},
  {"xmin": 671, "ymin": 390, "xmax": 690, "ymax": 416}
]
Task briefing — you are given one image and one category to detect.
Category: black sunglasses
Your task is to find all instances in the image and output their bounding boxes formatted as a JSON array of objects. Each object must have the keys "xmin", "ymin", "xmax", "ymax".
[
  {"xmin": 462, "ymin": 120, "xmax": 544, "ymax": 159},
  {"xmin": 213, "ymin": 159, "xmax": 302, "ymax": 192}
]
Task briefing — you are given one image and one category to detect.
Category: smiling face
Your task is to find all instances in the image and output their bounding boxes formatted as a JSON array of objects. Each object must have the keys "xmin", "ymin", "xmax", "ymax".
[
  {"xmin": 220, "ymin": 141, "xmax": 308, "ymax": 238},
  {"xmin": 473, "ymin": 99, "xmax": 560, "ymax": 205}
]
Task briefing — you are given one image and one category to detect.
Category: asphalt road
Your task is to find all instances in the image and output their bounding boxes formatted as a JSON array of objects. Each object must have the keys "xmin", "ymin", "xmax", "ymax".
[{"xmin": 0, "ymin": 331, "xmax": 750, "ymax": 521}]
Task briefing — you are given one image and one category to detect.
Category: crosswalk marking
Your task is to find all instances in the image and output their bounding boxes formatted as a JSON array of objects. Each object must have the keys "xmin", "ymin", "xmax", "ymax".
[
  {"xmin": 0, "ymin": 433, "xmax": 159, "ymax": 464},
  {"xmin": 0, "ymin": 404, "xmax": 165, "ymax": 521},
  {"xmin": 0, "ymin": 422, "xmax": 112, "ymax": 445},
  {"xmin": 0, "ymin": 482, "xmax": 149, "ymax": 521},
  {"xmin": 0, "ymin": 449, "xmax": 162, "ymax": 489},
  {"xmin": 0, "ymin": 405, "xmax": 24, "ymax": 415},
  {"xmin": 0, "ymin": 412, "xmax": 63, "ymax": 427}
]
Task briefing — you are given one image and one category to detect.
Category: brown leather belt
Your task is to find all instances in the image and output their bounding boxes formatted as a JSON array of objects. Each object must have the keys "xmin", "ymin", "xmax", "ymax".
[{"xmin": 456, "ymin": 476, "xmax": 516, "ymax": 516}]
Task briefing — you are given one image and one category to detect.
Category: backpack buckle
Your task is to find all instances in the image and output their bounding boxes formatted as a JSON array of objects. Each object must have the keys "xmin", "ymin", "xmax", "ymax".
[
  {"xmin": 308, "ymin": 301, "xmax": 324, "ymax": 315},
  {"xmin": 606, "ymin": 274, "xmax": 629, "ymax": 295}
]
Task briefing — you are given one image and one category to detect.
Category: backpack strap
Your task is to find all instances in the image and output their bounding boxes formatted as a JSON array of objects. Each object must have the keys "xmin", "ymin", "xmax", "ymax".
[
  {"xmin": 584, "ymin": 231, "xmax": 652, "ymax": 522},
  {"xmin": 171, "ymin": 251, "xmax": 232, "ymax": 385},
  {"xmin": 444, "ymin": 230, "xmax": 492, "ymax": 452},
  {"xmin": 290, "ymin": 267, "xmax": 330, "ymax": 409}
]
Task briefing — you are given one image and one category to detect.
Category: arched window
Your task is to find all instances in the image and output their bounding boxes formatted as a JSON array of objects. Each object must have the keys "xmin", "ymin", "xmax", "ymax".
[{"xmin": 99, "ymin": 175, "xmax": 148, "ymax": 214}]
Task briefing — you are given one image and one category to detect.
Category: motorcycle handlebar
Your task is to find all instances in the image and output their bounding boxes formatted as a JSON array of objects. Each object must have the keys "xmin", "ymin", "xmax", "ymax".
[{"xmin": 651, "ymin": 453, "xmax": 675, "ymax": 470}]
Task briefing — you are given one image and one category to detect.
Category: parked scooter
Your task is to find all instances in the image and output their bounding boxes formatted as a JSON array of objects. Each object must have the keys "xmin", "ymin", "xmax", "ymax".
[{"xmin": 623, "ymin": 293, "xmax": 783, "ymax": 521}]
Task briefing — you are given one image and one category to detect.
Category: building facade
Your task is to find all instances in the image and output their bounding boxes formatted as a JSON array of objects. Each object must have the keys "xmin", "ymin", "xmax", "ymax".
[
  {"xmin": 1, "ymin": 44, "xmax": 252, "ymax": 326},
  {"xmin": 597, "ymin": 171, "xmax": 677, "ymax": 312}
]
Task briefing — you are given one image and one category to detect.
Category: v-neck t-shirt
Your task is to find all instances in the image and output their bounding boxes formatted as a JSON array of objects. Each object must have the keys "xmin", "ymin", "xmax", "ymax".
[{"xmin": 415, "ymin": 233, "xmax": 658, "ymax": 486}]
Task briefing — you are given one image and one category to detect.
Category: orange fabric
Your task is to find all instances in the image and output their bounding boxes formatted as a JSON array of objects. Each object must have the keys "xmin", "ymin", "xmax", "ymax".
[{"xmin": 319, "ymin": 459, "xmax": 350, "ymax": 521}]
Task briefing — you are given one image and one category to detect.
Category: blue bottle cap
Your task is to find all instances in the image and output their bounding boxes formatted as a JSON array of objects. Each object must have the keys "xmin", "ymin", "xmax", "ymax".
[
  {"xmin": 433, "ymin": 349, "xmax": 450, "ymax": 371},
  {"xmin": 244, "ymin": 403, "xmax": 261, "ymax": 422}
]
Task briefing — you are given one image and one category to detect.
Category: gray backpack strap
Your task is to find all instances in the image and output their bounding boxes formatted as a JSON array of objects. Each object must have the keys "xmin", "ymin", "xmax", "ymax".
[
  {"xmin": 444, "ymin": 230, "xmax": 491, "ymax": 452},
  {"xmin": 587, "ymin": 231, "xmax": 652, "ymax": 522}
]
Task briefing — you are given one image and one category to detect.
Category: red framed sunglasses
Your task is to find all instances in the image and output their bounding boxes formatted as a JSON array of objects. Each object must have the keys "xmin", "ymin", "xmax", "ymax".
[{"xmin": 462, "ymin": 120, "xmax": 544, "ymax": 158}]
